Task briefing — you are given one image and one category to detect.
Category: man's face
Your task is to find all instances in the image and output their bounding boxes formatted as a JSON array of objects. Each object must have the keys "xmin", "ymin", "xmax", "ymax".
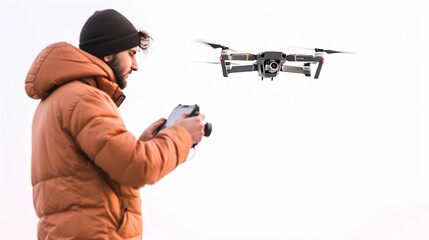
[{"xmin": 104, "ymin": 47, "xmax": 139, "ymax": 89}]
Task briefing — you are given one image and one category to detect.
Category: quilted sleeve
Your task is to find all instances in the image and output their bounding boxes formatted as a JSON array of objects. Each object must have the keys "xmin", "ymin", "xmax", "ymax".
[{"xmin": 68, "ymin": 89, "xmax": 192, "ymax": 187}]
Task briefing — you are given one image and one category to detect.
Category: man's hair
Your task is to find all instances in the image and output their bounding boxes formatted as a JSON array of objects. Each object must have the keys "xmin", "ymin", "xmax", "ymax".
[{"xmin": 138, "ymin": 31, "xmax": 152, "ymax": 52}]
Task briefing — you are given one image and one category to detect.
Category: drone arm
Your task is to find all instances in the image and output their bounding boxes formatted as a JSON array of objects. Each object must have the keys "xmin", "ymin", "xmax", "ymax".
[
  {"xmin": 286, "ymin": 54, "xmax": 324, "ymax": 78},
  {"xmin": 281, "ymin": 65, "xmax": 305, "ymax": 74},
  {"xmin": 228, "ymin": 64, "xmax": 258, "ymax": 73},
  {"xmin": 286, "ymin": 54, "xmax": 322, "ymax": 63},
  {"xmin": 223, "ymin": 53, "xmax": 258, "ymax": 61}
]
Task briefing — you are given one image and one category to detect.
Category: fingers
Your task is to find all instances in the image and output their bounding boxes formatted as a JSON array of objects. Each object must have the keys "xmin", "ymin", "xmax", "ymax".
[
  {"xmin": 197, "ymin": 113, "xmax": 205, "ymax": 121},
  {"xmin": 154, "ymin": 117, "xmax": 167, "ymax": 127},
  {"xmin": 176, "ymin": 112, "xmax": 190, "ymax": 122},
  {"xmin": 176, "ymin": 112, "xmax": 205, "ymax": 123},
  {"xmin": 174, "ymin": 113, "xmax": 207, "ymax": 145},
  {"xmin": 139, "ymin": 118, "xmax": 166, "ymax": 141},
  {"xmin": 191, "ymin": 114, "xmax": 206, "ymax": 144},
  {"xmin": 149, "ymin": 118, "xmax": 166, "ymax": 132}
]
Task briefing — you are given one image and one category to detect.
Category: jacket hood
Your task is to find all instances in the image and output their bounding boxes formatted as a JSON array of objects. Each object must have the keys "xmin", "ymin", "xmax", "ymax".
[{"xmin": 25, "ymin": 42, "xmax": 125, "ymax": 106}]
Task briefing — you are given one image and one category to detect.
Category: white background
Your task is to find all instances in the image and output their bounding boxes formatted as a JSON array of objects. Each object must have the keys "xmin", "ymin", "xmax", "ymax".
[{"xmin": 0, "ymin": 0, "xmax": 428, "ymax": 239}]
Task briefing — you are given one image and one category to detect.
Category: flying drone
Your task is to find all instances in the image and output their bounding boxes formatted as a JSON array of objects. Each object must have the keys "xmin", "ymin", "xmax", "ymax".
[{"xmin": 197, "ymin": 40, "xmax": 353, "ymax": 80}]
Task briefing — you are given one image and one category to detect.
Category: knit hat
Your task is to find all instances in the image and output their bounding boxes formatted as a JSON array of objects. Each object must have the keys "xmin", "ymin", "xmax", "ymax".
[{"xmin": 79, "ymin": 9, "xmax": 140, "ymax": 59}]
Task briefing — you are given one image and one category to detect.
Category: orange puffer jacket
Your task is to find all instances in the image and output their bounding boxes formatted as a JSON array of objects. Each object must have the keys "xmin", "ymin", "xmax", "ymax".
[{"xmin": 25, "ymin": 42, "xmax": 192, "ymax": 239}]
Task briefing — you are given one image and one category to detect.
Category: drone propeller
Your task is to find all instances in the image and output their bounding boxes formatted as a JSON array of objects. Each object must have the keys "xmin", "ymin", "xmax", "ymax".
[
  {"xmin": 196, "ymin": 40, "xmax": 228, "ymax": 49},
  {"xmin": 195, "ymin": 39, "xmax": 241, "ymax": 52},
  {"xmin": 314, "ymin": 48, "xmax": 354, "ymax": 54},
  {"xmin": 193, "ymin": 61, "xmax": 241, "ymax": 65},
  {"xmin": 286, "ymin": 44, "xmax": 354, "ymax": 54}
]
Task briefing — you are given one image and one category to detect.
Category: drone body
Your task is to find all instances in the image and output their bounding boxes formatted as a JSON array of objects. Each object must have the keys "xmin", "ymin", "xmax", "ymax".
[{"xmin": 198, "ymin": 41, "xmax": 351, "ymax": 80}]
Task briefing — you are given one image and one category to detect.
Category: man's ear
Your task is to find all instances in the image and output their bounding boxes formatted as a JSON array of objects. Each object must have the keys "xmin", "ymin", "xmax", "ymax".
[{"xmin": 104, "ymin": 55, "xmax": 113, "ymax": 62}]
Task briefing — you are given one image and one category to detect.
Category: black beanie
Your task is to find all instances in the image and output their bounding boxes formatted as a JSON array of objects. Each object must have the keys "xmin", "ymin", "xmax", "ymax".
[{"xmin": 79, "ymin": 9, "xmax": 140, "ymax": 59}]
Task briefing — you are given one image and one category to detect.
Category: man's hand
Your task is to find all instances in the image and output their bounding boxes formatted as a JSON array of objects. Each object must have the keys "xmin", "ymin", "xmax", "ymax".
[
  {"xmin": 175, "ymin": 113, "xmax": 206, "ymax": 146},
  {"xmin": 140, "ymin": 113, "xmax": 206, "ymax": 146},
  {"xmin": 139, "ymin": 118, "xmax": 166, "ymax": 141}
]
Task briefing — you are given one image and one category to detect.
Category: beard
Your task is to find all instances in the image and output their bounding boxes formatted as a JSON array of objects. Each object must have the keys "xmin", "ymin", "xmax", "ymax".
[{"xmin": 106, "ymin": 55, "xmax": 127, "ymax": 89}]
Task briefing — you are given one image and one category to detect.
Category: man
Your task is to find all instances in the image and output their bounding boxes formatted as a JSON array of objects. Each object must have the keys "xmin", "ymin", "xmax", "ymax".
[{"xmin": 25, "ymin": 9, "xmax": 205, "ymax": 239}]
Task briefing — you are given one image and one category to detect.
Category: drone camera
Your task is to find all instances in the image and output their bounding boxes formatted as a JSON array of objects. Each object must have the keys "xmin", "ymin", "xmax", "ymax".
[{"xmin": 265, "ymin": 60, "xmax": 280, "ymax": 73}]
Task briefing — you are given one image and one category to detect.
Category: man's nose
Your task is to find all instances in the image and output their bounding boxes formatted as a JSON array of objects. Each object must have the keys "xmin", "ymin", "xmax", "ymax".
[{"xmin": 132, "ymin": 57, "xmax": 138, "ymax": 71}]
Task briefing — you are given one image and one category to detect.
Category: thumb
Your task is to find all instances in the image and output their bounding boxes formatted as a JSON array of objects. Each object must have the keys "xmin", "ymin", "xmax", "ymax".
[
  {"xmin": 139, "ymin": 118, "xmax": 166, "ymax": 141},
  {"xmin": 175, "ymin": 112, "xmax": 189, "ymax": 123},
  {"xmin": 147, "ymin": 118, "xmax": 166, "ymax": 135},
  {"xmin": 151, "ymin": 118, "xmax": 166, "ymax": 130}
]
